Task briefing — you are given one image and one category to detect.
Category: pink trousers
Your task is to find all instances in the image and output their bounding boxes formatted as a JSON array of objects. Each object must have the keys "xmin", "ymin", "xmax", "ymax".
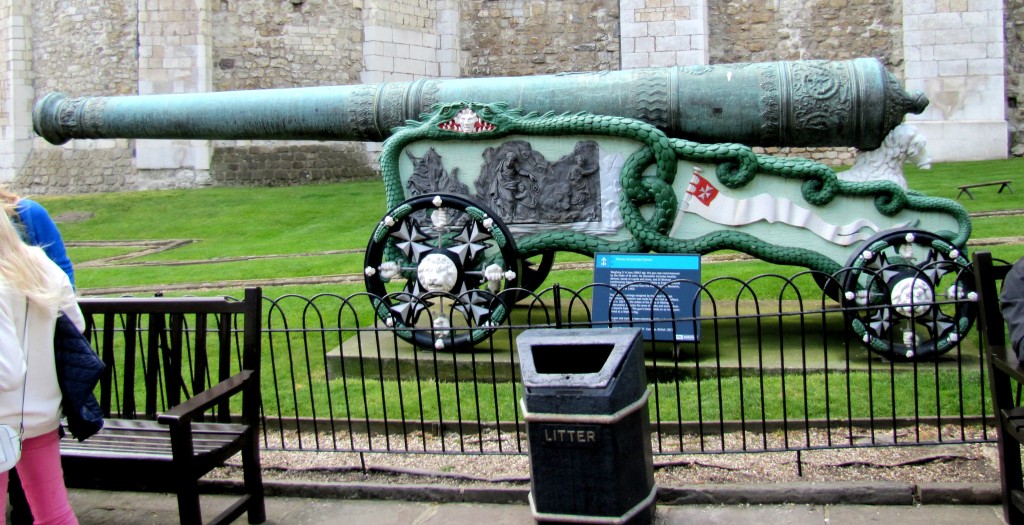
[{"xmin": 0, "ymin": 430, "xmax": 77, "ymax": 525}]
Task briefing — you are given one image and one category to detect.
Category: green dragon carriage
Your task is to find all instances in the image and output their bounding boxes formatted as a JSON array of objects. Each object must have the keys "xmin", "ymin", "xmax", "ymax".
[
  {"xmin": 364, "ymin": 100, "xmax": 970, "ymax": 360},
  {"xmin": 32, "ymin": 58, "xmax": 973, "ymax": 360}
]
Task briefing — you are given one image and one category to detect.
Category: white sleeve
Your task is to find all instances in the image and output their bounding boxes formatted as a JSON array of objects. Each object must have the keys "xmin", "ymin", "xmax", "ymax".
[
  {"xmin": 0, "ymin": 297, "xmax": 27, "ymax": 393},
  {"xmin": 61, "ymin": 300, "xmax": 86, "ymax": 334},
  {"xmin": 53, "ymin": 264, "xmax": 85, "ymax": 333}
]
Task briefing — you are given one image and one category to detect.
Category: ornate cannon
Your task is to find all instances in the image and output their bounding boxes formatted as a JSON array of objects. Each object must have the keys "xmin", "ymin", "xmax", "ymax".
[
  {"xmin": 34, "ymin": 58, "xmax": 973, "ymax": 360},
  {"xmin": 35, "ymin": 58, "xmax": 924, "ymax": 149}
]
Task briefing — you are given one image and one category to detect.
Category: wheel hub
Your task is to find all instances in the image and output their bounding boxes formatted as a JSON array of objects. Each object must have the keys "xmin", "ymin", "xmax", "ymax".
[
  {"xmin": 417, "ymin": 253, "xmax": 460, "ymax": 293},
  {"xmin": 889, "ymin": 276, "xmax": 934, "ymax": 318}
]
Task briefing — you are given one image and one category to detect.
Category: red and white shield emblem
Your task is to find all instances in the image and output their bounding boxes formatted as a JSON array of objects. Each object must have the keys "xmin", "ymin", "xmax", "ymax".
[{"xmin": 687, "ymin": 171, "xmax": 719, "ymax": 207}]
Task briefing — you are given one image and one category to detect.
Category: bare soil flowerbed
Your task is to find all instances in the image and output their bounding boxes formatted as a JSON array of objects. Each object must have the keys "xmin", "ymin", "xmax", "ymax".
[{"xmin": 211, "ymin": 425, "xmax": 999, "ymax": 489}]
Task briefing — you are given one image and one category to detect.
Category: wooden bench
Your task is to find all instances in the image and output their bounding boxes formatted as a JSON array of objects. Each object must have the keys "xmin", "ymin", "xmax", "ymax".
[
  {"xmin": 63, "ymin": 288, "xmax": 265, "ymax": 525},
  {"xmin": 957, "ymin": 180, "xmax": 1013, "ymax": 200},
  {"xmin": 972, "ymin": 252, "xmax": 1022, "ymax": 524}
]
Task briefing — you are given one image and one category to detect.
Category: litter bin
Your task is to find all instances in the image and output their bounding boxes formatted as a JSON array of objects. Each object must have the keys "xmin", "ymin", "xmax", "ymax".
[{"xmin": 517, "ymin": 328, "xmax": 655, "ymax": 525}]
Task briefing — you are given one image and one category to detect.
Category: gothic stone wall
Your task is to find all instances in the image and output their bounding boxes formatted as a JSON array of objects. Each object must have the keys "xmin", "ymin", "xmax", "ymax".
[{"xmin": 459, "ymin": 0, "xmax": 620, "ymax": 76}]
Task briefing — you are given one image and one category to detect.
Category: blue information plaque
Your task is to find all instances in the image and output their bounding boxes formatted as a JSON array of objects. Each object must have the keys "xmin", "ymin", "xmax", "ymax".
[{"xmin": 592, "ymin": 253, "xmax": 702, "ymax": 342}]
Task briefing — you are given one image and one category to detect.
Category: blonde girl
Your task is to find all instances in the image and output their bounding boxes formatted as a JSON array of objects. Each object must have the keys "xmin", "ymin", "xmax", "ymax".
[{"xmin": 0, "ymin": 199, "xmax": 82, "ymax": 524}]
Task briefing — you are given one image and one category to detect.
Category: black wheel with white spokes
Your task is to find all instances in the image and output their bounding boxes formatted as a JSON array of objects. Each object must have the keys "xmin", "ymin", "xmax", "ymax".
[
  {"xmin": 841, "ymin": 229, "xmax": 975, "ymax": 361},
  {"xmin": 503, "ymin": 250, "xmax": 555, "ymax": 303},
  {"xmin": 364, "ymin": 193, "xmax": 521, "ymax": 351}
]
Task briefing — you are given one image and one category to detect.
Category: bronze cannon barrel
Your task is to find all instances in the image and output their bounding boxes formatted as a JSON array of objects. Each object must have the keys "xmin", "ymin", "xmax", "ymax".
[{"xmin": 33, "ymin": 57, "xmax": 927, "ymax": 149}]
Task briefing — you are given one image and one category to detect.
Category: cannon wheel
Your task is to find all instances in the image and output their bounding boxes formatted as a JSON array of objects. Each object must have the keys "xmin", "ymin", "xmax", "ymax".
[
  {"xmin": 840, "ymin": 229, "xmax": 976, "ymax": 360},
  {"xmin": 513, "ymin": 251, "xmax": 555, "ymax": 300},
  {"xmin": 363, "ymin": 193, "xmax": 521, "ymax": 351}
]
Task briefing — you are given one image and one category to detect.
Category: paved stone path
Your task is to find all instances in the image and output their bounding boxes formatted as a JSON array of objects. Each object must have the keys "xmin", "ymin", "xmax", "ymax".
[{"xmin": 65, "ymin": 486, "xmax": 1008, "ymax": 525}]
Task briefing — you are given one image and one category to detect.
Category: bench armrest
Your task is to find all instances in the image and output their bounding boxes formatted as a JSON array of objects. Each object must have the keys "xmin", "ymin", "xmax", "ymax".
[
  {"xmin": 157, "ymin": 369, "xmax": 254, "ymax": 426},
  {"xmin": 991, "ymin": 344, "xmax": 1024, "ymax": 383}
]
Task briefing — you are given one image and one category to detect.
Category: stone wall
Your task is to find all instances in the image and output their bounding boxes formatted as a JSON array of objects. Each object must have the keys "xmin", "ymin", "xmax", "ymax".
[
  {"xmin": 17, "ymin": 141, "xmax": 136, "ymax": 194},
  {"xmin": 31, "ymin": 0, "xmax": 140, "ymax": 96},
  {"xmin": 361, "ymin": 0, "xmax": 449, "ymax": 82},
  {"xmin": 1008, "ymin": 0, "xmax": 1024, "ymax": 156},
  {"xmin": 902, "ymin": 0, "xmax": 1007, "ymax": 161},
  {"xmin": 210, "ymin": 143, "xmax": 376, "ymax": 186},
  {"xmin": 707, "ymin": 0, "xmax": 903, "ymax": 65},
  {"xmin": 212, "ymin": 0, "xmax": 364, "ymax": 90},
  {"xmin": 621, "ymin": 0, "xmax": 708, "ymax": 68},
  {"xmin": 14, "ymin": 0, "xmax": 140, "ymax": 194},
  {"xmin": 706, "ymin": 0, "xmax": 903, "ymax": 165},
  {"xmin": 364, "ymin": 0, "xmax": 437, "ymax": 31},
  {"xmin": 1, "ymin": 2, "xmax": 36, "ymax": 178},
  {"xmin": 205, "ymin": 0, "xmax": 369, "ymax": 188},
  {"xmin": 459, "ymin": 0, "xmax": 620, "ymax": 76}
]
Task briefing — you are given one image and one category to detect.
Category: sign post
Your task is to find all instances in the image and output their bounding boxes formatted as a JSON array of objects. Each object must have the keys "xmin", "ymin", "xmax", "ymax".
[{"xmin": 592, "ymin": 253, "xmax": 702, "ymax": 342}]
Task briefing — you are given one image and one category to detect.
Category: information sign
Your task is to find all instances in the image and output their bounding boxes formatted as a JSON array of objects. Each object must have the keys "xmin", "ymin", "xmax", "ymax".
[{"xmin": 592, "ymin": 253, "xmax": 701, "ymax": 342}]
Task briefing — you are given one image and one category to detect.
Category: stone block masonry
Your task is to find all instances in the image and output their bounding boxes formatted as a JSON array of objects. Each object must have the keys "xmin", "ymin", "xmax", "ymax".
[
  {"xmin": 5, "ymin": 0, "xmax": 139, "ymax": 186},
  {"xmin": 212, "ymin": 0, "xmax": 364, "ymax": 90},
  {"xmin": 621, "ymin": 0, "xmax": 707, "ymax": 68},
  {"xmin": 706, "ymin": 0, "xmax": 903, "ymax": 65},
  {"xmin": 361, "ymin": 0, "xmax": 453, "ymax": 82},
  {"xmin": 1, "ymin": 0, "xmax": 1018, "ymax": 194},
  {"xmin": 133, "ymin": 0, "xmax": 213, "ymax": 190},
  {"xmin": 1005, "ymin": 0, "xmax": 1024, "ymax": 156},
  {"xmin": 211, "ymin": 143, "xmax": 377, "ymax": 187},
  {"xmin": 16, "ymin": 141, "xmax": 136, "ymax": 194},
  {"xmin": 460, "ymin": 0, "xmax": 620, "ymax": 76},
  {"xmin": 902, "ymin": 0, "xmax": 1008, "ymax": 161}
]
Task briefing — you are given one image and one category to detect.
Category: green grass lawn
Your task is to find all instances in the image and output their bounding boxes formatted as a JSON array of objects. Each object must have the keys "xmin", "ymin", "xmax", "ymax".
[
  {"xmin": 37, "ymin": 157, "xmax": 1017, "ymax": 427},
  {"xmin": 35, "ymin": 157, "xmax": 1023, "ymax": 298},
  {"xmin": 269, "ymin": 368, "xmax": 985, "ymax": 422}
]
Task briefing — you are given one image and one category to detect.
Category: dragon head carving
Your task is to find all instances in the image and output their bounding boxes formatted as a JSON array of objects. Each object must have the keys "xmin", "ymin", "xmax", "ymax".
[{"xmin": 403, "ymin": 102, "xmax": 528, "ymax": 137}]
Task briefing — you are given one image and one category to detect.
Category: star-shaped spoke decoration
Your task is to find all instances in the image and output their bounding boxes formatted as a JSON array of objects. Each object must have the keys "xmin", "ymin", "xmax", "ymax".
[
  {"xmin": 454, "ymin": 290, "xmax": 497, "ymax": 326},
  {"xmin": 868, "ymin": 308, "xmax": 893, "ymax": 335},
  {"xmin": 388, "ymin": 287, "xmax": 433, "ymax": 325},
  {"xmin": 448, "ymin": 221, "xmax": 491, "ymax": 264},
  {"xmin": 391, "ymin": 219, "xmax": 433, "ymax": 260},
  {"xmin": 928, "ymin": 316, "xmax": 956, "ymax": 338}
]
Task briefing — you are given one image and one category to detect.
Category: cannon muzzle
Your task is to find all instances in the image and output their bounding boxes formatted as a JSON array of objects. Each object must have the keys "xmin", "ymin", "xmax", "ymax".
[{"xmin": 33, "ymin": 57, "xmax": 927, "ymax": 150}]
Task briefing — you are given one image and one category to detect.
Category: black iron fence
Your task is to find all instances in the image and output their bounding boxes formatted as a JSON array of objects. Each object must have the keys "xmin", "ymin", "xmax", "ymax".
[
  {"xmin": 75, "ymin": 264, "xmax": 991, "ymax": 461},
  {"xmin": 244, "ymin": 264, "xmax": 991, "ymax": 458}
]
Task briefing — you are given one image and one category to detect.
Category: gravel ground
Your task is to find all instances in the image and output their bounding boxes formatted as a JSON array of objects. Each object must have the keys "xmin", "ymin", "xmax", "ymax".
[{"xmin": 211, "ymin": 425, "xmax": 999, "ymax": 489}]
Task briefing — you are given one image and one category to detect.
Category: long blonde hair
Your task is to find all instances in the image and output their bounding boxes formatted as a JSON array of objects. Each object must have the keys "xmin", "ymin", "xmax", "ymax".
[
  {"xmin": 0, "ymin": 200, "xmax": 70, "ymax": 309},
  {"xmin": 0, "ymin": 186, "xmax": 19, "ymax": 218}
]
